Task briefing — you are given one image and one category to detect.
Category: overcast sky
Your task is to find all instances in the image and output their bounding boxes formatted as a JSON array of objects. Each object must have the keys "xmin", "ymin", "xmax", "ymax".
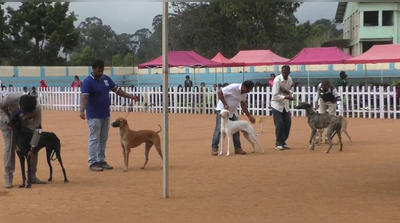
[{"xmin": 4, "ymin": 2, "xmax": 339, "ymax": 35}]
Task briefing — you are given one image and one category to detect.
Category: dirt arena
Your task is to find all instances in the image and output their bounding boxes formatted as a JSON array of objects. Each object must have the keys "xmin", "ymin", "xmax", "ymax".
[{"xmin": 0, "ymin": 110, "xmax": 400, "ymax": 221}]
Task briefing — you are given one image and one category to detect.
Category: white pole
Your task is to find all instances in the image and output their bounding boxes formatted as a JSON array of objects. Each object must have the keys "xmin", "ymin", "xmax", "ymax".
[{"xmin": 162, "ymin": 2, "xmax": 169, "ymax": 199}]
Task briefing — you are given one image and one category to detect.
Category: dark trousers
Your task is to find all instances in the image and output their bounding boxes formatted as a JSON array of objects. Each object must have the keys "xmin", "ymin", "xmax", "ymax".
[{"xmin": 271, "ymin": 108, "xmax": 292, "ymax": 147}]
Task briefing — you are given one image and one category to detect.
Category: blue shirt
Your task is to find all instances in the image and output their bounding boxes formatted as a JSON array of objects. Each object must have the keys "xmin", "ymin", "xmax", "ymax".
[{"xmin": 81, "ymin": 73, "xmax": 117, "ymax": 119}]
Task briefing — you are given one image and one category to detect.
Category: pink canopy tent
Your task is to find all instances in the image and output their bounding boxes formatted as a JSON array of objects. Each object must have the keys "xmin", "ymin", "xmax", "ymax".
[
  {"xmin": 138, "ymin": 51, "xmax": 223, "ymax": 68},
  {"xmin": 229, "ymin": 50, "xmax": 289, "ymax": 66},
  {"xmin": 210, "ymin": 52, "xmax": 246, "ymax": 83},
  {"xmin": 211, "ymin": 52, "xmax": 245, "ymax": 67},
  {"xmin": 287, "ymin": 47, "xmax": 353, "ymax": 65},
  {"xmin": 344, "ymin": 44, "xmax": 400, "ymax": 64},
  {"xmin": 345, "ymin": 44, "xmax": 400, "ymax": 84}
]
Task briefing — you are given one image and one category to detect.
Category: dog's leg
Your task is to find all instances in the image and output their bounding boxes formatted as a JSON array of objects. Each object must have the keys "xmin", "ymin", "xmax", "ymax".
[
  {"xmin": 121, "ymin": 144, "xmax": 128, "ymax": 172},
  {"xmin": 46, "ymin": 148, "xmax": 53, "ymax": 182},
  {"xmin": 54, "ymin": 145, "xmax": 69, "ymax": 183},
  {"xmin": 338, "ymin": 130, "xmax": 343, "ymax": 152},
  {"xmin": 309, "ymin": 128, "xmax": 317, "ymax": 150},
  {"xmin": 343, "ymin": 129, "xmax": 352, "ymax": 143},
  {"xmin": 249, "ymin": 133, "xmax": 265, "ymax": 154},
  {"xmin": 17, "ymin": 152, "xmax": 26, "ymax": 188},
  {"xmin": 226, "ymin": 134, "xmax": 232, "ymax": 157},
  {"xmin": 218, "ymin": 132, "xmax": 225, "ymax": 156},
  {"xmin": 141, "ymin": 142, "xmax": 152, "ymax": 169},
  {"xmin": 26, "ymin": 154, "xmax": 32, "ymax": 188},
  {"xmin": 326, "ymin": 129, "xmax": 336, "ymax": 154},
  {"xmin": 242, "ymin": 132, "xmax": 255, "ymax": 153},
  {"xmin": 152, "ymin": 137, "xmax": 163, "ymax": 169}
]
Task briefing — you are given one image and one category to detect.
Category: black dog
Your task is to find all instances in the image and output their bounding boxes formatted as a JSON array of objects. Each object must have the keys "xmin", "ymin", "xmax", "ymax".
[{"xmin": 8, "ymin": 116, "xmax": 68, "ymax": 188}]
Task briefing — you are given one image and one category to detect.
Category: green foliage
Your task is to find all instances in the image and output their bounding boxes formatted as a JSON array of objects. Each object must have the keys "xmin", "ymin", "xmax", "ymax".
[{"xmin": 2, "ymin": 2, "xmax": 344, "ymax": 66}]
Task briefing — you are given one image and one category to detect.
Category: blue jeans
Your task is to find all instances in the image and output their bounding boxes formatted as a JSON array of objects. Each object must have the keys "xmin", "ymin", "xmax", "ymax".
[
  {"xmin": 271, "ymin": 108, "xmax": 291, "ymax": 147},
  {"xmin": 87, "ymin": 117, "xmax": 110, "ymax": 167},
  {"xmin": 211, "ymin": 111, "xmax": 241, "ymax": 150}
]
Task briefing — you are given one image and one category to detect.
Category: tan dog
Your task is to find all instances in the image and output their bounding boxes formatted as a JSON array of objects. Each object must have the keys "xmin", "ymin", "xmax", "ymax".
[{"xmin": 111, "ymin": 118, "xmax": 163, "ymax": 172}]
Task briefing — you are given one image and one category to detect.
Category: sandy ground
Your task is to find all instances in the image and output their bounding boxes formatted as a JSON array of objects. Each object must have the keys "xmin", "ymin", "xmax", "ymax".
[{"xmin": 0, "ymin": 110, "xmax": 400, "ymax": 221}]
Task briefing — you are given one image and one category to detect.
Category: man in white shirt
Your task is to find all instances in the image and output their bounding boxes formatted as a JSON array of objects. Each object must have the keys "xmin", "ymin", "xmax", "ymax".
[
  {"xmin": 211, "ymin": 81, "xmax": 256, "ymax": 156},
  {"xmin": 315, "ymin": 79, "xmax": 342, "ymax": 143},
  {"xmin": 271, "ymin": 65, "xmax": 294, "ymax": 151}
]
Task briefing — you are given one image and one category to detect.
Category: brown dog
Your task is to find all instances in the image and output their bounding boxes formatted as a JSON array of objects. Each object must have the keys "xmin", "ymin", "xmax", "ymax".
[{"xmin": 111, "ymin": 117, "xmax": 163, "ymax": 172}]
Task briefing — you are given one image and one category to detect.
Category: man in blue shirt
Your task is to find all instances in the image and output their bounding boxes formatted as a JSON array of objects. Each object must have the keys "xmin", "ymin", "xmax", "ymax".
[{"xmin": 80, "ymin": 59, "xmax": 138, "ymax": 172}]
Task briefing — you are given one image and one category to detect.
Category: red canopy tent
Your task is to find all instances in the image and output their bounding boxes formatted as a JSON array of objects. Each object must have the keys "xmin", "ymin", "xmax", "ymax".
[
  {"xmin": 138, "ymin": 51, "xmax": 223, "ymax": 68},
  {"xmin": 288, "ymin": 47, "xmax": 353, "ymax": 65},
  {"xmin": 229, "ymin": 50, "xmax": 289, "ymax": 66},
  {"xmin": 344, "ymin": 44, "xmax": 400, "ymax": 64}
]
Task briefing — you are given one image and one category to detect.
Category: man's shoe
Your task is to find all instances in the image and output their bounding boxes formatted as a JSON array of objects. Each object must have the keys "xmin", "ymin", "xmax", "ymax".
[
  {"xmin": 30, "ymin": 173, "xmax": 46, "ymax": 184},
  {"xmin": 211, "ymin": 148, "xmax": 219, "ymax": 156},
  {"xmin": 235, "ymin": 148, "xmax": 247, "ymax": 155},
  {"xmin": 4, "ymin": 181, "xmax": 12, "ymax": 189},
  {"xmin": 89, "ymin": 163, "xmax": 104, "ymax": 172},
  {"xmin": 276, "ymin": 146, "xmax": 284, "ymax": 151},
  {"xmin": 99, "ymin": 162, "xmax": 113, "ymax": 170}
]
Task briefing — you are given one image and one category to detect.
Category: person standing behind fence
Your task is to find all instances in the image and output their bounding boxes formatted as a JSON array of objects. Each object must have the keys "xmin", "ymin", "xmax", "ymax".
[
  {"xmin": 271, "ymin": 65, "xmax": 294, "ymax": 151},
  {"xmin": 211, "ymin": 80, "xmax": 256, "ymax": 156},
  {"xmin": 79, "ymin": 59, "xmax": 139, "ymax": 172},
  {"xmin": 72, "ymin": 76, "xmax": 83, "ymax": 91}
]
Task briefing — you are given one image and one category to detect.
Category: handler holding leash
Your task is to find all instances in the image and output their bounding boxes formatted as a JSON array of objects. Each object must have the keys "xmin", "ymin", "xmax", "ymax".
[
  {"xmin": 271, "ymin": 65, "xmax": 294, "ymax": 151},
  {"xmin": 80, "ymin": 59, "xmax": 139, "ymax": 172},
  {"xmin": 211, "ymin": 80, "xmax": 256, "ymax": 156},
  {"xmin": 0, "ymin": 93, "xmax": 44, "ymax": 188}
]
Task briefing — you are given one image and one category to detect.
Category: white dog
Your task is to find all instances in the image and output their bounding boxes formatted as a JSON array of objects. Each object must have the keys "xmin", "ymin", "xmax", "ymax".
[{"xmin": 219, "ymin": 109, "xmax": 265, "ymax": 156}]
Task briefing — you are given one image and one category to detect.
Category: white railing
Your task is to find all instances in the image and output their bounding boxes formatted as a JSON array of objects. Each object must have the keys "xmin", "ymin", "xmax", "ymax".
[{"xmin": 2, "ymin": 86, "xmax": 399, "ymax": 119}]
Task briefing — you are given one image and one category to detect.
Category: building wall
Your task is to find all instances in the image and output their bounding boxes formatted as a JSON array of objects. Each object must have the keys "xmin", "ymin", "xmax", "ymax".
[{"xmin": 342, "ymin": 2, "xmax": 400, "ymax": 55}]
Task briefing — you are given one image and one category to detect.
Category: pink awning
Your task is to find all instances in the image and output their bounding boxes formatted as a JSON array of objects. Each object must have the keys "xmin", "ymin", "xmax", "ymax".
[
  {"xmin": 138, "ymin": 51, "xmax": 223, "ymax": 68},
  {"xmin": 230, "ymin": 50, "xmax": 289, "ymax": 66},
  {"xmin": 345, "ymin": 44, "xmax": 400, "ymax": 64},
  {"xmin": 288, "ymin": 47, "xmax": 353, "ymax": 65},
  {"xmin": 211, "ymin": 52, "xmax": 245, "ymax": 67}
]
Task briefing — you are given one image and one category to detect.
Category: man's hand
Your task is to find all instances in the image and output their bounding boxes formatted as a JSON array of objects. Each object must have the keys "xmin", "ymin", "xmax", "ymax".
[
  {"xmin": 248, "ymin": 115, "xmax": 256, "ymax": 124},
  {"xmin": 27, "ymin": 148, "xmax": 35, "ymax": 159},
  {"xmin": 285, "ymin": 96, "xmax": 295, "ymax": 101},
  {"xmin": 223, "ymin": 104, "xmax": 229, "ymax": 110},
  {"xmin": 131, "ymin": 95, "xmax": 139, "ymax": 101},
  {"xmin": 79, "ymin": 111, "xmax": 86, "ymax": 120}
]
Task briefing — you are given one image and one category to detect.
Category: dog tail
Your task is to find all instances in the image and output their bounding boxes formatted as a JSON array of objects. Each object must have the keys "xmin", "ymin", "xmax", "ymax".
[
  {"xmin": 156, "ymin": 124, "xmax": 162, "ymax": 134},
  {"xmin": 50, "ymin": 150, "xmax": 57, "ymax": 161}
]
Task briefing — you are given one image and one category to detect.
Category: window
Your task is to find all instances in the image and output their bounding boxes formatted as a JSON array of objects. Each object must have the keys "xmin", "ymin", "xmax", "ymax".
[
  {"xmin": 363, "ymin": 11, "xmax": 379, "ymax": 26},
  {"xmin": 382, "ymin": 11, "xmax": 394, "ymax": 26}
]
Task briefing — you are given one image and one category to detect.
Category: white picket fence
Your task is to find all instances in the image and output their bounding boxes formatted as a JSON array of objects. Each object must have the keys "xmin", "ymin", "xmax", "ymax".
[{"xmin": 3, "ymin": 86, "xmax": 400, "ymax": 119}]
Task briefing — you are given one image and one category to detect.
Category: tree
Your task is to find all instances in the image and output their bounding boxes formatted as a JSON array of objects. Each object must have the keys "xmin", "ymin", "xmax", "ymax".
[
  {"xmin": 6, "ymin": 2, "xmax": 79, "ymax": 66},
  {"xmin": 74, "ymin": 17, "xmax": 118, "ymax": 65},
  {"xmin": 0, "ymin": 3, "xmax": 11, "ymax": 61},
  {"xmin": 69, "ymin": 46, "xmax": 97, "ymax": 66},
  {"xmin": 305, "ymin": 19, "xmax": 343, "ymax": 47}
]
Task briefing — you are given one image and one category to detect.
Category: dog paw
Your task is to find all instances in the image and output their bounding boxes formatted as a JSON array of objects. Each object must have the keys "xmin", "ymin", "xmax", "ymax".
[
  {"xmin": 218, "ymin": 153, "xmax": 222, "ymax": 156},
  {"xmin": 261, "ymin": 151, "xmax": 265, "ymax": 154},
  {"xmin": 123, "ymin": 169, "xmax": 128, "ymax": 172},
  {"xmin": 26, "ymin": 185, "xmax": 31, "ymax": 189},
  {"xmin": 18, "ymin": 185, "xmax": 25, "ymax": 188},
  {"xmin": 226, "ymin": 154, "xmax": 230, "ymax": 157},
  {"xmin": 251, "ymin": 150, "xmax": 255, "ymax": 153}
]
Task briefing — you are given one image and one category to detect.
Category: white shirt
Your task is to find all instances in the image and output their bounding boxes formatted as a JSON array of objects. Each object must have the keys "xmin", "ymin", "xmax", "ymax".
[
  {"xmin": 216, "ymin": 83, "xmax": 247, "ymax": 118},
  {"xmin": 271, "ymin": 74, "xmax": 293, "ymax": 113}
]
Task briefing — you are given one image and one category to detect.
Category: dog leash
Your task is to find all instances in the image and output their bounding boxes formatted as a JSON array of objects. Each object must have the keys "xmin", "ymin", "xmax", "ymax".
[{"xmin": 124, "ymin": 96, "xmax": 139, "ymax": 119}]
